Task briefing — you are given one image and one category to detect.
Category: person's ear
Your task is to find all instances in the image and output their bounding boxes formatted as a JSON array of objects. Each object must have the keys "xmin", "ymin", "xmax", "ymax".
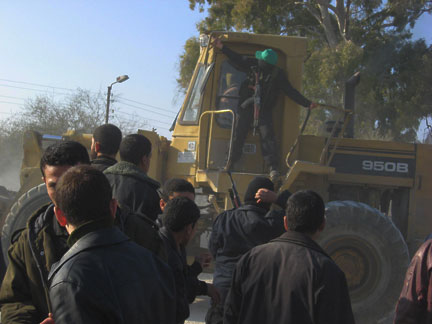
[
  {"xmin": 109, "ymin": 199, "xmax": 118, "ymax": 220},
  {"xmin": 160, "ymin": 199, "xmax": 167, "ymax": 212},
  {"xmin": 283, "ymin": 216, "xmax": 288, "ymax": 231},
  {"xmin": 94, "ymin": 141, "xmax": 101, "ymax": 153},
  {"xmin": 54, "ymin": 206, "xmax": 67, "ymax": 227}
]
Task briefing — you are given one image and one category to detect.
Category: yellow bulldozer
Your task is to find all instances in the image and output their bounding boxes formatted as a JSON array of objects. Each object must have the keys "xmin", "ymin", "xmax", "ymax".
[{"xmin": 1, "ymin": 31, "xmax": 431, "ymax": 323}]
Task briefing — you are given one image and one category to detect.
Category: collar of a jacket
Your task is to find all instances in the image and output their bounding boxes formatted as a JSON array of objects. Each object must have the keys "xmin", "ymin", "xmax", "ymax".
[
  {"xmin": 27, "ymin": 201, "xmax": 69, "ymax": 302},
  {"xmin": 48, "ymin": 227, "xmax": 130, "ymax": 281},
  {"xmin": 103, "ymin": 161, "xmax": 160, "ymax": 188},
  {"xmin": 28, "ymin": 202, "xmax": 53, "ymax": 234},
  {"xmin": 159, "ymin": 227, "xmax": 182, "ymax": 253},
  {"xmin": 67, "ymin": 217, "xmax": 114, "ymax": 247},
  {"xmin": 237, "ymin": 204, "xmax": 268, "ymax": 214},
  {"xmin": 91, "ymin": 155, "xmax": 117, "ymax": 165},
  {"xmin": 29, "ymin": 203, "xmax": 68, "ymax": 242},
  {"xmin": 271, "ymin": 231, "xmax": 330, "ymax": 258}
]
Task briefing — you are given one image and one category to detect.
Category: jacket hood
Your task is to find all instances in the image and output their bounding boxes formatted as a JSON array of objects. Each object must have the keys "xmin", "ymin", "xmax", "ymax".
[{"xmin": 104, "ymin": 161, "xmax": 160, "ymax": 188}]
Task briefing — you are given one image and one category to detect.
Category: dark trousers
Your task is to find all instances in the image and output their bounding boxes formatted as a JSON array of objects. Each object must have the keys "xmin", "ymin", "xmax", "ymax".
[{"xmin": 231, "ymin": 103, "xmax": 278, "ymax": 170}]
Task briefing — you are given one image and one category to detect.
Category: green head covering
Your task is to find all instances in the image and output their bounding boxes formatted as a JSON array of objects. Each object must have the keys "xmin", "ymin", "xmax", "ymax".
[{"xmin": 255, "ymin": 49, "xmax": 278, "ymax": 65}]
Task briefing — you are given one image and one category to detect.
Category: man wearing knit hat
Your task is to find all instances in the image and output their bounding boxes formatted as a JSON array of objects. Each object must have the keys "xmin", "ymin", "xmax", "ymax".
[
  {"xmin": 206, "ymin": 176, "xmax": 288, "ymax": 324},
  {"xmin": 214, "ymin": 38, "xmax": 317, "ymax": 180}
]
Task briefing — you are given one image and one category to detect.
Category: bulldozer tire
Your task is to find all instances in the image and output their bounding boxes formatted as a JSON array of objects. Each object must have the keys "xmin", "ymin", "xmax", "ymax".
[
  {"xmin": 1, "ymin": 184, "xmax": 49, "ymax": 267},
  {"xmin": 318, "ymin": 201, "xmax": 409, "ymax": 324}
]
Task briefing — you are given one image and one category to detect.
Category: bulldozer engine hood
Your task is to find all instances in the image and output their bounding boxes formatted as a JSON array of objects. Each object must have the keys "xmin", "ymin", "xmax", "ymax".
[{"xmin": 104, "ymin": 161, "xmax": 160, "ymax": 189}]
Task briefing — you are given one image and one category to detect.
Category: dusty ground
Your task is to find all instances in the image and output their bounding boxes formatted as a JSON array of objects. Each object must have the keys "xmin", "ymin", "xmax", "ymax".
[{"xmin": 185, "ymin": 273, "xmax": 213, "ymax": 324}]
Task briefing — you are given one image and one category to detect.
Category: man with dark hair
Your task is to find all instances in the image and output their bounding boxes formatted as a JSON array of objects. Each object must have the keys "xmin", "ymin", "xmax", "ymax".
[
  {"xmin": 158, "ymin": 178, "xmax": 220, "ymax": 309},
  {"xmin": 48, "ymin": 165, "xmax": 175, "ymax": 324},
  {"xmin": 159, "ymin": 197, "xmax": 204, "ymax": 323},
  {"xmin": 105, "ymin": 133, "xmax": 161, "ymax": 221},
  {"xmin": 224, "ymin": 190, "xmax": 355, "ymax": 324},
  {"xmin": 90, "ymin": 124, "xmax": 122, "ymax": 171},
  {"xmin": 159, "ymin": 178, "xmax": 196, "ymax": 209},
  {"xmin": 0, "ymin": 141, "xmax": 90, "ymax": 324},
  {"xmin": 206, "ymin": 176, "xmax": 286, "ymax": 324}
]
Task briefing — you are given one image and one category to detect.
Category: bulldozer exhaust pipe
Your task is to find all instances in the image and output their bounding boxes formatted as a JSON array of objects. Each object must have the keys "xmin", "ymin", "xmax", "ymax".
[{"xmin": 344, "ymin": 72, "xmax": 360, "ymax": 138}]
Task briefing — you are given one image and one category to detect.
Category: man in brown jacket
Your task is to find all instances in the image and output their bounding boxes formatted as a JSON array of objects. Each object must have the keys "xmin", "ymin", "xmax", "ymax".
[
  {"xmin": 0, "ymin": 141, "xmax": 90, "ymax": 324},
  {"xmin": 394, "ymin": 239, "xmax": 432, "ymax": 323}
]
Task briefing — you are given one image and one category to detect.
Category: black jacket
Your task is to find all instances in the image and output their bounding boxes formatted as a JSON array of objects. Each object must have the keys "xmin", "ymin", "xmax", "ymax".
[
  {"xmin": 159, "ymin": 227, "xmax": 190, "ymax": 324},
  {"xmin": 115, "ymin": 206, "xmax": 167, "ymax": 261},
  {"xmin": 209, "ymin": 204, "xmax": 285, "ymax": 301},
  {"xmin": 159, "ymin": 227, "xmax": 208, "ymax": 323},
  {"xmin": 49, "ymin": 226, "xmax": 176, "ymax": 324},
  {"xmin": 224, "ymin": 231, "xmax": 355, "ymax": 324},
  {"xmin": 104, "ymin": 161, "xmax": 161, "ymax": 221},
  {"xmin": 90, "ymin": 155, "xmax": 117, "ymax": 171},
  {"xmin": 221, "ymin": 46, "xmax": 312, "ymax": 117},
  {"xmin": 0, "ymin": 204, "xmax": 165, "ymax": 324}
]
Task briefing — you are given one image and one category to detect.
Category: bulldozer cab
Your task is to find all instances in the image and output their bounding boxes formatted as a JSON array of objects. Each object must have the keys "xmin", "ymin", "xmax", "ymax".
[{"xmin": 169, "ymin": 32, "xmax": 307, "ymax": 182}]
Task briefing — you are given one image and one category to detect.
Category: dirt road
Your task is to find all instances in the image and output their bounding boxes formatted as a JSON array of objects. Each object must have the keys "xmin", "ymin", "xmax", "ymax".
[{"xmin": 186, "ymin": 273, "xmax": 212, "ymax": 324}]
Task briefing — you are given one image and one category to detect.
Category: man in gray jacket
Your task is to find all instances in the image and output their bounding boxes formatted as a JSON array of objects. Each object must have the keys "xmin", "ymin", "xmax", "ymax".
[{"xmin": 104, "ymin": 133, "xmax": 161, "ymax": 221}]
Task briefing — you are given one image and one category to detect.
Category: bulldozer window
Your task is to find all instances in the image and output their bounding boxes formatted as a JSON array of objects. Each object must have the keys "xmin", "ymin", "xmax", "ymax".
[
  {"xmin": 216, "ymin": 60, "xmax": 247, "ymax": 128},
  {"xmin": 181, "ymin": 64, "xmax": 213, "ymax": 123}
]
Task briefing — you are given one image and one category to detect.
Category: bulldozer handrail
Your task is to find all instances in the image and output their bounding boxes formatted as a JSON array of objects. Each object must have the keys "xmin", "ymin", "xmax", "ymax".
[
  {"xmin": 285, "ymin": 104, "xmax": 353, "ymax": 169},
  {"xmin": 198, "ymin": 109, "xmax": 236, "ymax": 170}
]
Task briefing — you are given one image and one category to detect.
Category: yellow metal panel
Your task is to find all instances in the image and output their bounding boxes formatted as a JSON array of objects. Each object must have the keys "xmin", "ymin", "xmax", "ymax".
[
  {"xmin": 407, "ymin": 144, "xmax": 432, "ymax": 247},
  {"xmin": 328, "ymin": 173, "xmax": 414, "ymax": 187},
  {"xmin": 281, "ymin": 160, "xmax": 335, "ymax": 192},
  {"xmin": 166, "ymin": 137, "xmax": 197, "ymax": 179}
]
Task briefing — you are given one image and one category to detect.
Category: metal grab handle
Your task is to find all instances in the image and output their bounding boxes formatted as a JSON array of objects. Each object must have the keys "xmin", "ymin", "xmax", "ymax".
[
  {"xmin": 317, "ymin": 103, "xmax": 353, "ymax": 114},
  {"xmin": 286, "ymin": 108, "xmax": 311, "ymax": 168},
  {"xmin": 198, "ymin": 109, "xmax": 236, "ymax": 170}
]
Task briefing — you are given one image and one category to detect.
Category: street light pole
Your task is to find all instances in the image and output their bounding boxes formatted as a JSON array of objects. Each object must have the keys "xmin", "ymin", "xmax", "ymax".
[
  {"xmin": 105, "ymin": 84, "xmax": 113, "ymax": 124},
  {"xmin": 105, "ymin": 75, "xmax": 129, "ymax": 124}
]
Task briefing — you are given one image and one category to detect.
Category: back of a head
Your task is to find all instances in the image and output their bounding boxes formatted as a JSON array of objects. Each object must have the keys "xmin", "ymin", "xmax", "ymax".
[
  {"xmin": 55, "ymin": 165, "xmax": 113, "ymax": 227},
  {"xmin": 160, "ymin": 178, "xmax": 195, "ymax": 201},
  {"xmin": 163, "ymin": 197, "xmax": 200, "ymax": 232},
  {"xmin": 244, "ymin": 176, "xmax": 274, "ymax": 205},
  {"xmin": 119, "ymin": 134, "xmax": 151, "ymax": 165},
  {"xmin": 275, "ymin": 189, "xmax": 292, "ymax": 210},
  {"xmin": 286, "ymin": 190, "xmax": 325, "ymax": 234},
  {"xmin": 40, "ymin": 141, "xmax": 90, "ymax": 176},
  {"xmin": 93, "ymin": 124, "xmax": 122, "ymax": 155}
]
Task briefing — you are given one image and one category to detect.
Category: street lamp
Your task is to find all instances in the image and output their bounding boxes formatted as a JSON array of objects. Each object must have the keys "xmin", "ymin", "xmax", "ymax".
[{"xmin": 105, "ymin": 75, "xmax": 129, "ymax": 124}]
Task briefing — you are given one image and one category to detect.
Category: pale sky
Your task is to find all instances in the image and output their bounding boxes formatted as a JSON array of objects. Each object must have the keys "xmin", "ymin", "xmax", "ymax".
[{"xmin": 0, "ymin": 2, "xmax": 430, "ymax": 139}]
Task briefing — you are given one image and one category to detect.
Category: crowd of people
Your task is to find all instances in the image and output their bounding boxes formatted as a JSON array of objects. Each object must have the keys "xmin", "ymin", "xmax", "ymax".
[{"xmin": 0, "ymin": 123, "xmax": 429, "ymax": 324}]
